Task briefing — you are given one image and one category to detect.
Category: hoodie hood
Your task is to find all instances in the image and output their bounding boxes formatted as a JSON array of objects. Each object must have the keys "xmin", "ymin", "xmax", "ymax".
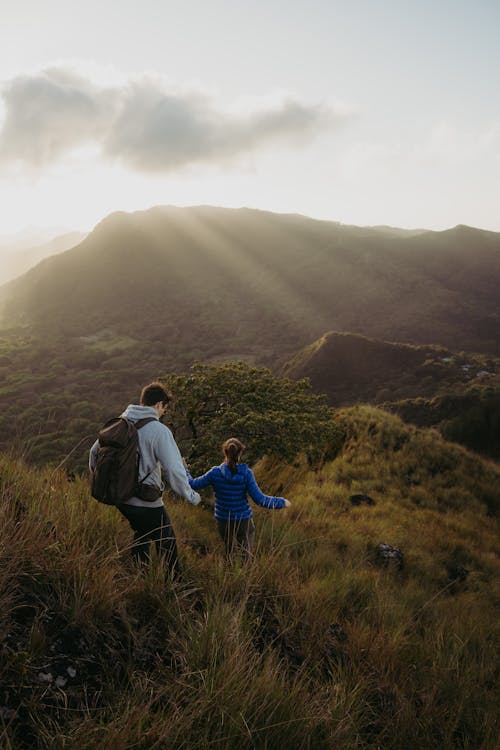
[
  {"xmin": 219, "ymin": 462, "xmax": 249, "ymax": 481},
  {"xmin": 121, "ymin": 404, "xmax": 159, "ymax": 422}
]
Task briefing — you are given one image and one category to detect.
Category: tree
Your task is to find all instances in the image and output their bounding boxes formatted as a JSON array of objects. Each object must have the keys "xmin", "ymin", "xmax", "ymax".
[{"xmin": 163, "ymin": 362, "xmax": 342, "ymax": 472}]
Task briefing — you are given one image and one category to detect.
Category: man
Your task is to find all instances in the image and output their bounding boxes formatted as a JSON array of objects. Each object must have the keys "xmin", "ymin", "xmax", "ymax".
[{"xmin": 89, "ymin": 382, "xmax": 200, "ymax": 575}]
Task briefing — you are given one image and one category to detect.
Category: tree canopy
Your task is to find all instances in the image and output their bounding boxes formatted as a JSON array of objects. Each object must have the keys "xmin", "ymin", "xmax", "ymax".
[{"xmin": 163, "ymin": 362, "xmax": 341, "ymax": 473}]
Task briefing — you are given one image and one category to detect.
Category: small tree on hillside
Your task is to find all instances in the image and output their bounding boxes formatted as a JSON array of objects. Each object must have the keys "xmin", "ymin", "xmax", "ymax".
[{"xmin": 163, "ymin": 362, "xmax": 341, "ymax": 472}]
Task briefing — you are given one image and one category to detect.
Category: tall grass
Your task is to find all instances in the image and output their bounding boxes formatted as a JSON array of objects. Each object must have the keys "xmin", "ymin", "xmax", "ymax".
[{"xmin": 0, "ymin": 406, "xmax": 499, "ymax": 748}]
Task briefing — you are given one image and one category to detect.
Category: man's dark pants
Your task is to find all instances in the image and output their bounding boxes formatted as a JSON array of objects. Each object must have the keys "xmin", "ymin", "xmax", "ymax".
[{"xmin": 119, "ymin": 504, "xmax": 179, "ymax": 574}]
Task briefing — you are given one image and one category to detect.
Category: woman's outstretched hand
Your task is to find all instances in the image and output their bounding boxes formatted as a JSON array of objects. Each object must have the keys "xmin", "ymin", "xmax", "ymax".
[{"xmin": 283, "ymin": 499, "xmax": 292, "ymax": 508}]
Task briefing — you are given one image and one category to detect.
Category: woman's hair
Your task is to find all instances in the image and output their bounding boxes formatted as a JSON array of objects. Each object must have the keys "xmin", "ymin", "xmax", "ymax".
[{"xmin": 223, "ymin": 438, "xmax": 245, "ymax": 474}]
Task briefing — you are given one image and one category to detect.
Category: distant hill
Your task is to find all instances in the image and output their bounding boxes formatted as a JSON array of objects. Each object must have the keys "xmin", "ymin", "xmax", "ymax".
[
  {"xmin": 282, "ymin": 331, "xmax": 500, "ymax": 459},
  {"xmin": 282, "ymin": 331, "xmax": 498, "ymax": 404},
  {"xmin": 0, "ymin": 231, "xmax": 86, "ymax": 285},
  {"xmin": 1, "ymin": 206, "xmax": 499, "ymax": 358}
]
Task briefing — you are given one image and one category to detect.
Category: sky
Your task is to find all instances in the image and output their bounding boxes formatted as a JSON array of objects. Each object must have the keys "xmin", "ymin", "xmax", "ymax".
[{"xmin": 0, "ymin": 0, "xmax": 499, "ymax": 237}]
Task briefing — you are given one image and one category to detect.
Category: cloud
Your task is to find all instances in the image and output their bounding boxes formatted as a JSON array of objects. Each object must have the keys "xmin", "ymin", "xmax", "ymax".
[
  {"xmin": 0, "ymin": 66, "xmax": 337, "ymax": 172},
  {"xmin": 0, "ymin": 68, "xmax": 117, "ymax": 166}
]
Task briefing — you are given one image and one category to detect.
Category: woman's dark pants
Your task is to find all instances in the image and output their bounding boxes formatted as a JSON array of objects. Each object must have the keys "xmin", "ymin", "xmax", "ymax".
[
  {"xmin": 217, "ymin": 518, "xmax": 255, "ymax": 561},
  {"xmin": 119, "ymin": 504, "xmax": 179, "ymax": 575}
]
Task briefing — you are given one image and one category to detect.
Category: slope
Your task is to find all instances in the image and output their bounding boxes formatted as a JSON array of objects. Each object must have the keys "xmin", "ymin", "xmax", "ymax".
[
  {"xmin": 0, "ymin": 231, "xmax": 87, "ymax": 285},
  {"xmin": 1, "ymin": 406, "xmax": 498, "ymax": 748},
  {"xmin": 283, "ymin": 331, "xmax": 500, "ymax": 458},
  {"xmin": 1, "ymin": 206, "xmax": 499, "ymax": 356}
]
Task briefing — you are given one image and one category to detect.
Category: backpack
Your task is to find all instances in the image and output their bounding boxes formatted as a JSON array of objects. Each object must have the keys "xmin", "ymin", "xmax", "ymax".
[{"xmin": 90, "ymin": 417, "xmax": 160, "ymax": 505}]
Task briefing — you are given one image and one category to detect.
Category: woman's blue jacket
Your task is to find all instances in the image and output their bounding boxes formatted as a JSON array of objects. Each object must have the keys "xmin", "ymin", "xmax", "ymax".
[{"xmin": 185, "ymin": 462, "xmax": 286, "ymax": 521}]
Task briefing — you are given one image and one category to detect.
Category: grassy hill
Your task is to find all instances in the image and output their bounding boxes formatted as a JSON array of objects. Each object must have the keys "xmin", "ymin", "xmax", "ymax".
[
  {"xmin": 1, "ymin": 406, "xmax": 498, "ymax": 748},
  {"xmin": 282, "ymin": 331, "xmax": 500, "ymax": 459}
]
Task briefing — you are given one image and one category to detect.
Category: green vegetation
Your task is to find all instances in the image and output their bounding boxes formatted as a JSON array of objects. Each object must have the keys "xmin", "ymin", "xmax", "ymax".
[
  {"xmin": 0, "ymin": 207, "xmax": 498, "ymax": 747},
  {"xmin": 0, "ymin": 207, "xmax": 499, "ymax": 471},
  {"xmin": 0, "ymin": 331, "xmax": 161, "ymax": 470},
  {"xmin": 283, "ymin": 331, "xmax": 500, "ymax": 460},
  {"xmin": 0, "ymin": 351, "xmax": 340, "ymax": 474},
  {"xmin": 163, "ymin": 362, "xmax": 342, "ymax": 473},
  {"xmin": 1, "ymin": 406, "xmax": 498, "ymax": 748},
  {"xmin": 283, "ymin": 331, "xmax": 498, "ymax": 405},
  {"xmin": 389, "ymin": 377, "xmax": 500, "ymax": 460}
]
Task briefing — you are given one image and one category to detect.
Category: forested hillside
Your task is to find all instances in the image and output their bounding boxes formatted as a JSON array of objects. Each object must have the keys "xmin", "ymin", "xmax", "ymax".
[
  {"xmin": 0, "ymin": 206, "xmax": 499, "ymax": 470},
  {"xmin": 2, "ymin": 206, "xmax": 499, "ymax": 355},
  {"xmin": 282, "ymin": 331, "xmax": 500, "ymax": 459},
  {"xmin": 282, "ymin": 331, "xmax": 498, "ymax": 405}
]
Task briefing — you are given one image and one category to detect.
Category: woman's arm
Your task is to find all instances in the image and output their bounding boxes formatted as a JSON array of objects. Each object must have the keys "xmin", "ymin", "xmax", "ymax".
[
  {"xmin": 246, "ymin": 468, "xmax": 288, "ymax": 509},
  {"xmin": 185, "ymin": 466, "xmax": 217, "ymax": 490}
]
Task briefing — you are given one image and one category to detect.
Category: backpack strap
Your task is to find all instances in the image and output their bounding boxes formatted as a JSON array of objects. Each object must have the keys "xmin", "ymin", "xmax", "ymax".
[
  {"xmin": 134, "ymin": 417, "xmax": 159, "ymax": 485},
  {"xmin": 134, "ymin": 417, "xmax": 157, "ymax": 430}
]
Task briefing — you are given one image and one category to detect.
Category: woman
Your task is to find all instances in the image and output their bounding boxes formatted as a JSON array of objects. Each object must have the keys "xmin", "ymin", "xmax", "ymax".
[{"xmin": 185, "ymin": 438, "xmax": 291, "ymax": 560}]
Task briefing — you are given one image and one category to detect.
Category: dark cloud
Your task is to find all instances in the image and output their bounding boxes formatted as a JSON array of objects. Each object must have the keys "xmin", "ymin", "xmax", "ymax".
[{"xmin": 0, "ymin": 66, "xmax": 338, "ymax": 172}]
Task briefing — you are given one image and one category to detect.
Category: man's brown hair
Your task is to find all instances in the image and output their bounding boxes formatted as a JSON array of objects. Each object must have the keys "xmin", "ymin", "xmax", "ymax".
[{"xmin": 140, "ymin": 382, "xmax": 171, "ymax": 406}]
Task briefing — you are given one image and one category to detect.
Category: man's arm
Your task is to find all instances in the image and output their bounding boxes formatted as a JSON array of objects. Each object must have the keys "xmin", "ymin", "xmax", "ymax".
[
  {"xmin": 155, "ymin": 426, "xmax": 201, "ymax": 505},
  {"xmin": 89, "ymin": 439, "xmax": 99, "ymax": 472}
]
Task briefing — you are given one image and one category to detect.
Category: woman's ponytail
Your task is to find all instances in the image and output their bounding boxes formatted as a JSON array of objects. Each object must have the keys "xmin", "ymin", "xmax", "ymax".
[{"xmin": 223, "ymin": 438, "xmax": 245, "ymax": 475}]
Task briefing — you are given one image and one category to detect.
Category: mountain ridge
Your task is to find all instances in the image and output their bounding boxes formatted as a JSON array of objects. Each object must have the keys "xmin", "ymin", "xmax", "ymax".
[
  {"xmin": 1, "ymin": 205, "xmax": 499, "ymax": 356},
  {"xmin": 281, "ymin": 330, "xmax": 500, "ymax": 459}
]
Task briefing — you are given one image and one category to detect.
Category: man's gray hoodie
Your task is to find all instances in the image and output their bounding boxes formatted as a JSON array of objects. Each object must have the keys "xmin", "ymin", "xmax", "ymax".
[{"xmin": 89, "ymin": 404, "xmax": 201, "ymax": 508}]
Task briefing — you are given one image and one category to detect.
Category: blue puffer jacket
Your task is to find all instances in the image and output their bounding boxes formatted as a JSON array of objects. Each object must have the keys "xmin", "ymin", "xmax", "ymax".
[{"xmin": 185, "ymin": 463, "xmax": 286, "ymax": 521}]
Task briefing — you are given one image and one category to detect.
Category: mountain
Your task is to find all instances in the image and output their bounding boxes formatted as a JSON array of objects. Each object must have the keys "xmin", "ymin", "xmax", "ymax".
[
  {"xmin": 282, "ymin": 331, "xmax": 499, "ymax": 458},
  {"xmin": 0, "ymin": 206, "xmax": 499, "ymax": 468},
  {"xmin": 1, "ymin": 206, "xmax": 499, "ymax": 357},
  {"xmin": 0, "ymin": 231, "xmax": 86, "ymax": 285},
  {"xmin": 1, "ymin": 405, "xmax": 498, "ymax": 748},
  {"xmin": 0, "ymin": 226, "xmax": 69, "ymax": 252},
  {"xmin": 365, "ymin": 225, "xmax": 428, "ymax": 237},
  {"xmin": 282, "ymin": 331, "xmax": 498, "ymax": 404}
]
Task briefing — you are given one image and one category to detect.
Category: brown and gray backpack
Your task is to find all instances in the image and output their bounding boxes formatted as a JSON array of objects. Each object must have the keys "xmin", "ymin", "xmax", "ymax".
[{"xmin": 90, "ymin": 417, "xmax": 160, "ymax": 505}]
